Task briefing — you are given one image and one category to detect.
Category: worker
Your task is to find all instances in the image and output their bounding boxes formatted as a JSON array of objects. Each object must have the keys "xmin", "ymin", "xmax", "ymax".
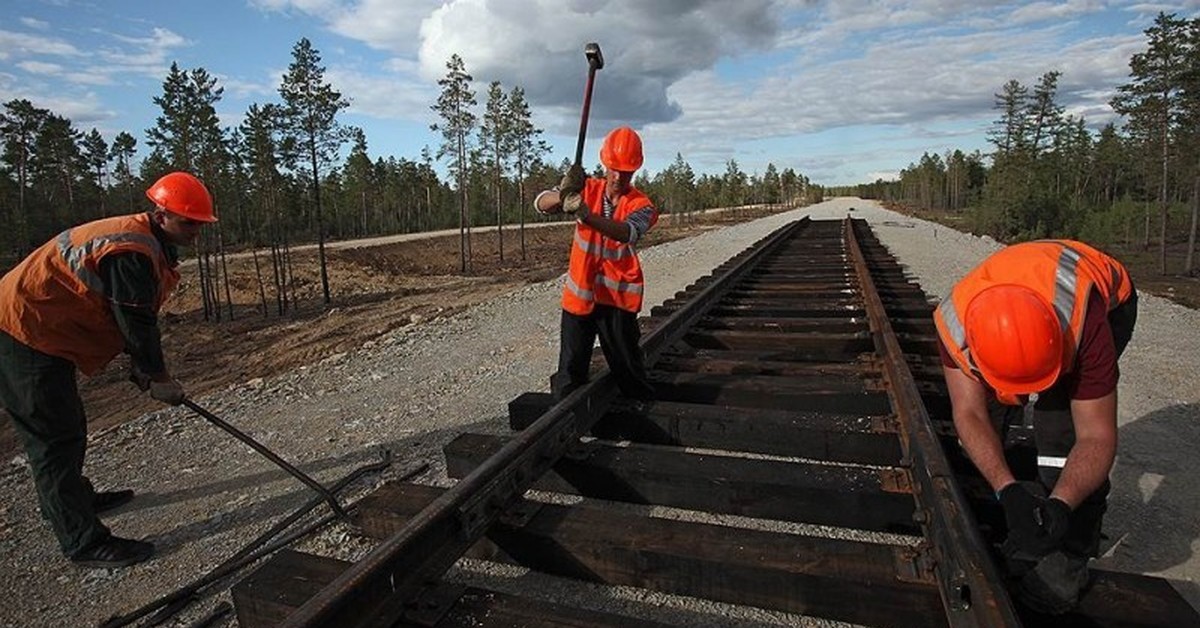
[
  {"xmin": 0, "ymin": 171, "xmax": 216, "ymax": 569},
  {"xmin": 934, "ymin": 239, "xmax": 1137, "ymax": 614},
  {"xmin": 535, "ymin": 126, "xmax": 659, "ymax": 402}
]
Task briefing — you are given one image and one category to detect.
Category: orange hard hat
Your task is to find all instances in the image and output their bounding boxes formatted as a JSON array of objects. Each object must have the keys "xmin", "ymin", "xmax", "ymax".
[
  {"xmin": 146, "ymin": 171, "xmax": 217, "ymax": 222},
  {"xmin": 600, "ymin": 126, "xmax": 644, "ymax": 172},
  {"xmin": 964, "ymin": 284, "xmax": 1063, "ymax": 395}
]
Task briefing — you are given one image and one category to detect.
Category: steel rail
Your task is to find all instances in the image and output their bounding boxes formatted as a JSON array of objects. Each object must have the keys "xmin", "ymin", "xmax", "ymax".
[
  {"xmin": 98, "ymin": 453, "xmax": 403, "ymax": 628},
  {"xmin": 280, "ymin": 218, "xmax": 813, "ymax": 628},
  {"xmin": 844, "ymin": 218, "xmax": 1021, "ymax": 627}
]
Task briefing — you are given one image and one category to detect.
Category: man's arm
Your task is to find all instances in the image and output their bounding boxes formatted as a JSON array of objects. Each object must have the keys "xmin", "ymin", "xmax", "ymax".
[
  {"xmin": 536, "ymin": 188, "xmax": 653, "ymax": 244},
  {"xmin": 1052, "ymin": 392, "xmax": 1118, "ymax": 508},
  {"xmin": 99, "ymin": 253, "xmax": 167, "ymax": 377},
  {"xmin": 944, "ymin": 365, "xmax": 1016, "ymax": 492}
]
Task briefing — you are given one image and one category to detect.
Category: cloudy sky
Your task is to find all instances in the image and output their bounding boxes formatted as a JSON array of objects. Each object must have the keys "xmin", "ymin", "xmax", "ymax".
[{"xmin": 2, "ymin": 0, "xmax": 1198, "ymax": 185}]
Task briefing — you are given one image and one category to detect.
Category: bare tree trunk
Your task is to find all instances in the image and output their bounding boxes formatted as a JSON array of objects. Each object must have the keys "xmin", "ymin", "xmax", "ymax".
[
  {"xmin": 496, "ymin": 173, "xmax": 504, "ymax": 263},
  {"xmin": 1144, "ymin": 201, "xmax": 1152, "ymax": 250},
  {"xmin": 218, "ymin": 221, "xmax": 234, "ymax": 321},
  {"xmin": 1186, "ymin": 171, "xmax": 1199, "ymax": 276},
  {"xmin": 1159, "ymin": 126, "xmax": 1170, "ymax": 275},
  {"xmin": 252, "ymin": 247, "xmax": 268, "ymax": 318},
  {"xmin": 198, "ymin": 237, "xmax": 213, "ymax": 321}
]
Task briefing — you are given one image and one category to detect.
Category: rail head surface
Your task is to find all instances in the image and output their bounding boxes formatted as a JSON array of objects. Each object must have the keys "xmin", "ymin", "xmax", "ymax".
[
  {"xmin": 843, "ymin": 218, "xmax": 1022, "ymax": 628},
  {"xmin": 280, "ymin": 219, "xmax": 812, "ymax": 628}
]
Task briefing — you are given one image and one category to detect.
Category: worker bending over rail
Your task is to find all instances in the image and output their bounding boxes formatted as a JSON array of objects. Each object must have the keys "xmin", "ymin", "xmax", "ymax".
[
  {"xmin": 535, "ymin": 126, "xmax": 658, "ymax": 402},
  {"xmin": 934, "ymin": 239, "xmax": 1137, "ymax": 614},
  {"xmin": 0, "ymin": 171, "xmax": 216, "ymax": 569}
]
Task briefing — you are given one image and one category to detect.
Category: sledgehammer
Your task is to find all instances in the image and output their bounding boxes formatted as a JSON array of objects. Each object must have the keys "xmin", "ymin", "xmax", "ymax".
[
  {"xmin": 182, "ymin": 399, "xmax": 349, "ymax": 520},
  {"xmin": 573, "ymin": 42, "xmax": 605, "ymax": 167}
]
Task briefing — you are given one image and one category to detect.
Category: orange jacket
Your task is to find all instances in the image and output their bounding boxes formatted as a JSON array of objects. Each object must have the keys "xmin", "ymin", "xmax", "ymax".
[
  {"xmin": 0, "ymin": 214, "xmax": 180, "ymax": 375},
  {"xmin": 934, "ymin": 239, "xmax": 1132, "ymax": 401},
  {"xmin": 561, "ymin": 179, "xmax": 657, "ymax": 315}
]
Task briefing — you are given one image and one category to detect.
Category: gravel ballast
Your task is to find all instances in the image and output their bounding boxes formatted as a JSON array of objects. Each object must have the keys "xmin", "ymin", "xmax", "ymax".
[{"xmin": 1, "ymin": 198, "xmax": 1197, "ymax": 627}]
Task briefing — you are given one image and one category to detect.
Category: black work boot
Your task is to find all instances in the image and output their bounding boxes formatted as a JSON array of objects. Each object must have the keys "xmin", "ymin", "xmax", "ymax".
[
  {"xmin": 70, "ymin": 536, "xmax": 154, "ymax": 569},
  {"xmin": 94, "ymin": 489, "xmax": 135, "ymax": 514}
]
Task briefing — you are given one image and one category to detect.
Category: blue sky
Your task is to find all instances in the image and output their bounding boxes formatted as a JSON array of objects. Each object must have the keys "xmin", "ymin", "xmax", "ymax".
[{"xmin": 2, "ymin": 0, "xmax": 1199, "ymax": 186}]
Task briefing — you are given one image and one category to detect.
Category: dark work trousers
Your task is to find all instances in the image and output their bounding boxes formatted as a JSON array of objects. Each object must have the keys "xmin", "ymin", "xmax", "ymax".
[
  {"xmin": 0, "ymin": 331, "xmax": 110, "ymax": 557},
  {"xmin": 552, "ymin": 305, "xmax": 655, "ymax": 402},
  {"xmin": 990, "ymin": 292, "xmax": 1138, "ymax": 609}
]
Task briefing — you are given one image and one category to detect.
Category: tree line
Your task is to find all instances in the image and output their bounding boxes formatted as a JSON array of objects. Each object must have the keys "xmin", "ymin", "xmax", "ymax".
[
  {"xmin": 838, "ymin": 12, "xmax": 1200, "ymax": 277},
  {"xmin": 1, "ymin": 38, "xmax": 823, "ymax": 318}
]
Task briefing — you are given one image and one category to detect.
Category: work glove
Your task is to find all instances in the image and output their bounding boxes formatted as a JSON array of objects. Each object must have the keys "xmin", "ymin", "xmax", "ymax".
[
  {"xmin": 1015, "ymin": 550, "xmax": 1090, "ymax": 615},
  {"xmin": 558, "ymin": 165, "xmax": 586, "ymax": 218},
  {"xmin": 999, "ymin": 481, "xmax": 1070, "ymax": 558},
  {"xmin": 149, "ymin": 378, "xmax": 186, "ymax": 406},
  {"xmin": 558, "ymin": 164, "xmax": 585, "ymax": 198}
]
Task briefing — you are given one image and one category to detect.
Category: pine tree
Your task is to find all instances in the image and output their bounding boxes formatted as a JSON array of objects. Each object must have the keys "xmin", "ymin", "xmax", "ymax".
[
  {"xmin": 109, "ymin": 131, "xmax": 138, "ymax": 213},
  {"xmin": 278, "ymin": 37, "xmax": 349, "ymax": 304},
  {"xmin": 430, "ymin": 54, "xmax": 477, "ymax": 274},
  {"xmin": 506, "ymin": 86, "xmax": 548, "ymax": 260},
  {"xmin": 480, "ymin": 81, "xmax": 510, "ymax": 261},
  {"xmin": 81, "ymin": 129, "xmax": 109, "ymax": 215},
  {"xmin": 1112, "ymin": 12, "xmax": 1190, "ymax": 274},
  {"xmin": 1, "ymin": 99, "xmax": 48, "ymax": 252}
]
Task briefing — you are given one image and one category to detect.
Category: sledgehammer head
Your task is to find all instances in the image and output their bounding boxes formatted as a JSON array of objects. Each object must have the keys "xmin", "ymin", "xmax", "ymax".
[{"xmin": 585, "ymin": 42, "xmax": 604, "ymax": 70}]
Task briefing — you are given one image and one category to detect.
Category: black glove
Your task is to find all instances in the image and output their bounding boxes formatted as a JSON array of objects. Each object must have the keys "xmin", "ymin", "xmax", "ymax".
[
  {"xmin": 1031, "ymin": 497, "xmax": 1071, "ymax": 555},
  {"xmin": 999, "ymin": 482, "xmax": 1070, "ymax": 557},
  {"xmin": 1015, "ymin": 549, "xmax": 1090, "ymax": 615}
]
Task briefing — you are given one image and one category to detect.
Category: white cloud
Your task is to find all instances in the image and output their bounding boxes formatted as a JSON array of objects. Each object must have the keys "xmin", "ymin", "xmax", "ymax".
[
  {"xmin": 247, "ymin": 0, "xmax": 343, "ymax": 17},
  {"xmin": 416, "ymin": 0, "xmax": 780, "ymax": 130},
  {"xmin": 1008, "ymin": 0, "xmax": 1106, "ymax": 25},
  {"xmin": 329, "ymin": 0, "xmax": 442, "ymax": 56},
  {"xmin": 20, "ymin": 17, "xmax": 51, "ymax": 30},
  {"xmin": 0, "ymin": 29, "xmax": 82, "ymax": 58},
  {"xmin": 16, "ymin": 60, "xmax": 63, "ymax": 75},
  {"xmin": 93, "ymin": 26, "xmax": 190, "ymax": 80},
  {"xmin": 325, "ymin": 66, "xmax": 436, "ymax": 120}
]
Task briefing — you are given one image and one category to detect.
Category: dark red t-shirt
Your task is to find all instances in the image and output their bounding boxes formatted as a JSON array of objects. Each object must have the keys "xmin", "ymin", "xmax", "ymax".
[{"xmin": 939, "ymin": 290, "xmax": 1117, "ymax": 400}]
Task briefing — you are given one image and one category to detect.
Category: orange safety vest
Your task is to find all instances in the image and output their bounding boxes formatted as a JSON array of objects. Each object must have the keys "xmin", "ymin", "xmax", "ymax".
[
  {"xmin": 934, "ymin": 239, "xmax": 1132, "ymax": 402},
  {"xmin": 0, "ymin": 213, "xmax": 181, "ymax": 375},
  {"xmin": 561, "ymin": 179, "xmax": 657, "ymax": 315}
]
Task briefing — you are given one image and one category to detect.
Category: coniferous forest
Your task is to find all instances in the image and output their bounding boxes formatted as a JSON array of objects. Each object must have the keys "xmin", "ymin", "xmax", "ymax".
[
  {"xmin": 0, "ymin": 38, "xmax": 820, "ymax": 310},
  {"xmin": 838, "ymin": 13, "xmax": 1200, "ymax": 279}
]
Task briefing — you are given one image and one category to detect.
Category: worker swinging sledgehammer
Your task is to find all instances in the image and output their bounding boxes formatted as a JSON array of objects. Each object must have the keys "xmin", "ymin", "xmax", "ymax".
[
  {"xmin": 934, "ymin": 239, "xmax": 1137, "ymax": 614},
  {"xmin": 0, "ymin": 171, "xmax": 215, "ymax": 569}
]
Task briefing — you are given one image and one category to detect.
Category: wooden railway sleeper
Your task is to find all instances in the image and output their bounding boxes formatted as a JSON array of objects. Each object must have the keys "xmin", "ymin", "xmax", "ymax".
[
  {"xmin": 401, "ymin": 582, "xmax": 467, "ymax": 627},
  {"xmin": 895, "ymin": 541, "xmax": 938, "ymax": 586},
  {"xmin": 878, "ymin": 467, "xmax": 913, "ymax": 493}
]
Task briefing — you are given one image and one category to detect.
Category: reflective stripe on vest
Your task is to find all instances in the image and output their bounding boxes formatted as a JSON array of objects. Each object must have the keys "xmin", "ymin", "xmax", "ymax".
[
  {"xmin": 561, "ymin": 178, "xmax": 655, "ymax": 315},
  {"xmin": 1051, "ymin": 244, "xmax": 1081, "ymax": 331},
  {"xmin": 564, "ymin": 274, "xmax": 594, "ymax": 302},
  {"xmin": 934, "ymin": 240, "xmax": 1129, "ymax": 389},
  {"xmin": 0, "ymin": 214, "xmax": 178, "ymax": 374},
  {"xmin": 573, "ymin": 231, "xmax": 636, "ymax": 260},
  {"xmin": 595, "ymin": 273, "xmax": 644, "ymax": 295},
  {"xmin": 57, "ymin": 229, "xmax": 163, "ymax": 296}
]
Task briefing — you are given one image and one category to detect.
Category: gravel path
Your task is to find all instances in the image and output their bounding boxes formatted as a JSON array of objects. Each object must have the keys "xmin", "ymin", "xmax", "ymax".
[{"xmin": 1, "ymin": 198, "xmax": 1197, "ymax": 627}]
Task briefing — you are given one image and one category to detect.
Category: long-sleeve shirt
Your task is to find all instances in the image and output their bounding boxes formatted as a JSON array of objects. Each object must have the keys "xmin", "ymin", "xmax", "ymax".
[{"xmin": 97, "ymin": 220, "xmax": 179, "ymax": 376}]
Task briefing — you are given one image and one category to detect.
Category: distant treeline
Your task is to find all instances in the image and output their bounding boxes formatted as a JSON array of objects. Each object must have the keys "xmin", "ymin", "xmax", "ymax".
[
  {"xmin": 832, "ymin": 12, "xmax": 1200, "ymax": 277},
  {"xmin": 1, "ymin": 39, "xmax": 823, "ymax": 312}
]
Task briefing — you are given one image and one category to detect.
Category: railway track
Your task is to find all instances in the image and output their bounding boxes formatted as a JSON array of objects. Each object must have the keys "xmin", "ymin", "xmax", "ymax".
[{"xmin": 231, "ymin": 217, "xmax": 1199, "ymax": 628}]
